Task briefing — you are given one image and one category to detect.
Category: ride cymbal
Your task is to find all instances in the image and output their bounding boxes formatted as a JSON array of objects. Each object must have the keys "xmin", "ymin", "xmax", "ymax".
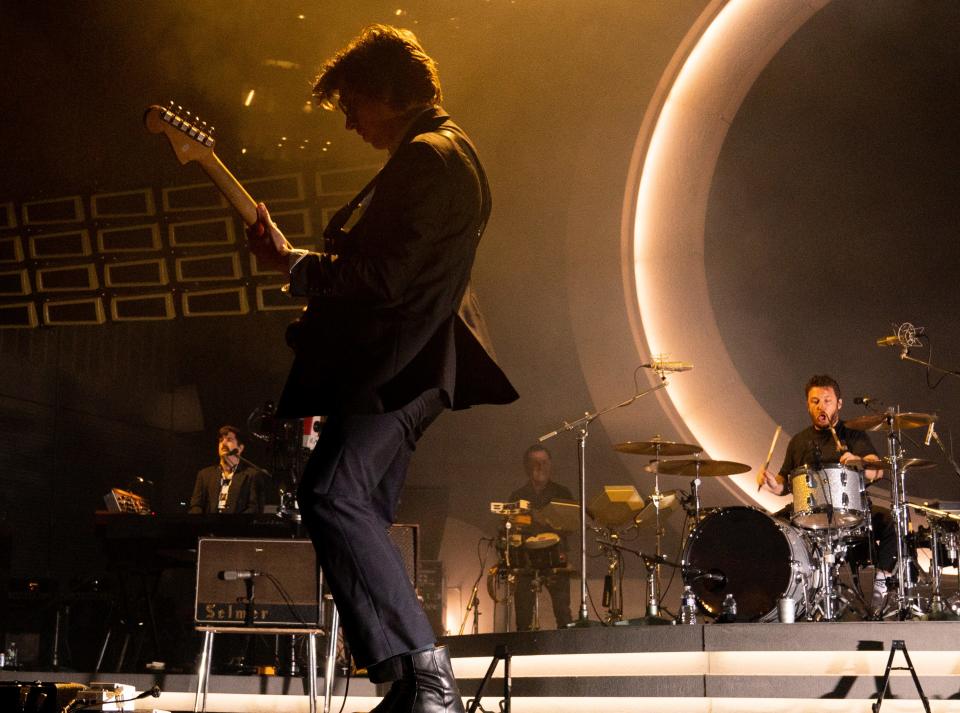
[
  {"xmin": 846, "ymin": 457, "xmax": 937, "ymax": 472},
  {"xmin": 614, "ymin": 437, "xmax": 702, "ymax": 456},
  {"xmin": 646, "ymin": 459, "xmax": 751, "ymax": 477},
  {"xmin": 844, "ymin": 412, "xmax": 935, "ymax": 432}
]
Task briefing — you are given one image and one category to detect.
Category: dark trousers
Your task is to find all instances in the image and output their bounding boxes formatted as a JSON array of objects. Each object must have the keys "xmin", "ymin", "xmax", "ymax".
[
  {"xmin": 297, "ymin": 389, "xmax": 445, "ymax": 679},
  {"xmin": 514, "ymin": 573, "xmax": 572, "ymax": 631}
]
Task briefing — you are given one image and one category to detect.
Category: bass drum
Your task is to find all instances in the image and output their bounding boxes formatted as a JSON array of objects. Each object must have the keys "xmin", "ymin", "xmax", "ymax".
[{"xmin": 682, "ymin": 507, "xmax": 813, "ymax": 621}]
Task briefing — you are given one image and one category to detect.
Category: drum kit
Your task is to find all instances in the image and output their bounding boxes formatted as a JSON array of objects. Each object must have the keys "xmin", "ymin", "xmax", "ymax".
[
  {"xmin": 599, "ymin": 412, "xmax": 958, "ymax": 623},
  {"xmin": 486, "ymin": 500, "xmax": 576, "ymax": 631}
]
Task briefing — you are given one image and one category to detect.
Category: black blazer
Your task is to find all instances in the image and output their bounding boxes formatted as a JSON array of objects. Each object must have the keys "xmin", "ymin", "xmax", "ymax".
[
  {"xmin": 277, "ymin": 107, "xmax": 517, "ymax": 416},
  {"xmin": 188, "ymin": 465, "xmax": 264, "ymax": 514}
]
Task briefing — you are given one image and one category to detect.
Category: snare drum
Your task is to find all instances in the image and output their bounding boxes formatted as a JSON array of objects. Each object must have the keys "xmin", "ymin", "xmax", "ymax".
[
  {"xmin": 682, "ymin": 507, "xmax": 813, "ymax": 621},
  {"xmin": 790, "ymin": 463, "xmax": 865, "ymax": 530}
]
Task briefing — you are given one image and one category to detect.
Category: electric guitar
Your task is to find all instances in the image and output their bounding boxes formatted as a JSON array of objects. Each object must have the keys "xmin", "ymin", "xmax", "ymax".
[{"xmin": 143, "ymin": 103, "xmax": 258, "ymax": 226}]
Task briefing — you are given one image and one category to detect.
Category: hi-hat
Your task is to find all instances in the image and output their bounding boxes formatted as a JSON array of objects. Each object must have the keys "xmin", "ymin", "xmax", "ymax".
[
  {"xmin": 844, "ymin": 412, "xmax": 935, "ymax": 432},
  {"xmin": 614, "ymin": 437, "xmax": 702, "ymax": 456},
  {"xmin": 645, "ymin": 459, "xmax": 751, "ymax": 477},
  {"xmin": 634, "ymin": 490, "xmax": 681, "ymax": 527}
]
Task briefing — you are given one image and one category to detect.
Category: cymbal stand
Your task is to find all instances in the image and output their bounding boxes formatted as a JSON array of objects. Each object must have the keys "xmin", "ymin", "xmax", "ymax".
[
  {"xmin": 540, "ymin": 381, "xmax": 669, "ymax": 626},
  {"xmin": 689, "ymin": 463, "xmax": 703, "ymax": 523},
  {"xmin": 597, "ymin": 531, "xmax": 624, "ymax": 623},
  {"xmin": 644, "ymin": 443, "xmax": 672, "ymax": 616},
  {"xmin": 929, "ymin": 523, "xmax": 945, "ymax": 614},
  {"xmin": 883, "ymin": 409, "xmax": 919, "ymax": 618}
]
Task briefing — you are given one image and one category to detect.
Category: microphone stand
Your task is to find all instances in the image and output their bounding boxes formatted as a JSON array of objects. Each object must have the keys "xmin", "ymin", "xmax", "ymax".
[
  {"xmin": 898, "ymin": 347, "xmax": 960, "ymax": 380},
  {"xmin": 539, "ymin": 380, "xmax": 669, "ymax": 627},
  {"xmin": 929, "ymin": 429, "xmax": 960, "ymax": 481},
  {"xmin": 234, "ymin": 453, "xmax": 274, "ymax": 479},
  {"xmin": 595, "ymin": 538, "xmax": 691, "ymax": 615},
  {"xmin": 459, "ymin": 539, "xmax": 495, "ymax": 635}
]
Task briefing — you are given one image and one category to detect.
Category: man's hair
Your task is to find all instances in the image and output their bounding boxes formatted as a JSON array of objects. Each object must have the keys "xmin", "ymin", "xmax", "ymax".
[
  {"xmin": 805, "ymin": 374, "xmax": 841, "ymax": 399},
  {"xmin": 312, "ymin": 24, "xmax": 442, "ymax": 110},
  {"xmin": 524, "ymin": 444, "xmax": 551, "ymax": 464},
  {"xmin": 218, "ymin": 425, "xmax": 244, "ymax": 447}
]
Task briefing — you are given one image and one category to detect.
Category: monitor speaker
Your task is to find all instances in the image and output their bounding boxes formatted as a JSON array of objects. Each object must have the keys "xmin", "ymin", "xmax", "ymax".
[{"xmin": 195, "ymin": 537, "xmax": 321, "ymax": 628}]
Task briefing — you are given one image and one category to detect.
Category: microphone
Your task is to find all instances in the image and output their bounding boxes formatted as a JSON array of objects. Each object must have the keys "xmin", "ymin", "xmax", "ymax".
[
  {"xmin": 700, "ymin": 571, "xmax": 726, "ymax": 584},
  {"xmin": 218, "ymin": 570, "xmax": 260, "ymax": 581},
  {"xmin": 222, "ymin": 448, "xmax": 240, "ymax": 456},
  {"xmin": 641, "ymin": 360, "xmax": 694, "ymax": 372},
  {"xmin": 876, "ymin": 322, "xmax": 923, "ymax": 348},
  {"xmin": 135, "ymin": 476, "xmax": 155, "ymax": 485},
  {"xmin": 924, "ymin": 422, "xmax": 936, "ymax": 447},
  {"xmin": 853, "ymin": 396, "xmax": 874, "ymax": 406}
]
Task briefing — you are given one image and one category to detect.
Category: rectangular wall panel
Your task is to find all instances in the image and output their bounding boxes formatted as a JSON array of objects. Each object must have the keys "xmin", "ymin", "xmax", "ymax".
[
  {"xmin": 29, "ymin": 230, "xmax": 91, "ymax": 259},
  {"xmin": 42, "ymin": 297, "xmax": 105, "ymax": 326},
  {"xmin": 22, "ymin": 196, "xmax": 84, "ymax": 225},
  {"xmin": 91, "ymin": 189, "xmax": 156, "ymax": 219},
  {"xmin": 97, "ymin": 224, "xmax": 161, "ymax": 253}
]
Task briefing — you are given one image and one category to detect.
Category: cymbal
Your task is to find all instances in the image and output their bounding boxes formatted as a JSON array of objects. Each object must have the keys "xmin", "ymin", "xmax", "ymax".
[
  {"xmin": 844, "ymin": 412, "xmax": 935, "ymax": 432},
  {"xmin": 634, "ymin": 490, "xmax": 681, "ymax": 527},
  {"xmin": 848, "ymin": 457, "xmax": 937, "ymax": 472},
  {"xmin": 525, "ymin": 533, "xmax": 560, "ymax": 550},
  {"xmin": 646, "ymin": 459, "xmax": 751, "ymax": 477},
  {"xmin": 614, "ymin": 438, "xmax": 702, "ymax": 456}
]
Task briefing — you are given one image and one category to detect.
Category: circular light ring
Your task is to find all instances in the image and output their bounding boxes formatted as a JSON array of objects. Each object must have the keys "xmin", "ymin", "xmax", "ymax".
[{"xmin": 623, "ymin": 0, "xmax": 832, "ymax": 509}]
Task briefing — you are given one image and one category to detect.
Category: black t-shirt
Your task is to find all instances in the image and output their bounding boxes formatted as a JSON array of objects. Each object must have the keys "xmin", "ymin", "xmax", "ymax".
[{"xmin": 777, "ymin": 421, "xmax": 877, "ymax": 493}]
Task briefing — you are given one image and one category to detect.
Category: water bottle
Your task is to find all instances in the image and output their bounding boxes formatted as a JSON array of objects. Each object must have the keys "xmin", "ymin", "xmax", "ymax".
[
  {"xmin": 718, "ymin": 593, "xmax": 737, "ymax": 623},
  {"xmin": 679, "ymin": 585, "xmax": 697, "ymax": 625}
]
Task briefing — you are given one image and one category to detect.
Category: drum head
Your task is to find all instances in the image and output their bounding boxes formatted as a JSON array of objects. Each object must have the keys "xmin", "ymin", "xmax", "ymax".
[{"xmin": 683, "ymin": 507, "xmax": 795, "ymax": 621}]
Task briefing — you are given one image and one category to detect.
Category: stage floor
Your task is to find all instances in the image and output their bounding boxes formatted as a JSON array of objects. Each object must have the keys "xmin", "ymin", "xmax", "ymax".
[{"xmin": 3, "ymin": 621, "xmax": 960, "ymax": 711}]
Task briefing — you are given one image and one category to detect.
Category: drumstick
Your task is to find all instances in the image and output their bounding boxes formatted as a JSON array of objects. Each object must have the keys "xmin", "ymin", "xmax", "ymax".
[
  {"xmin": 827, "ymin": 424, "xmax": 847, "ymax": 454},
  {"xmin": 757, "ymin": 425, "xmax": 782, "ymax": 491}
]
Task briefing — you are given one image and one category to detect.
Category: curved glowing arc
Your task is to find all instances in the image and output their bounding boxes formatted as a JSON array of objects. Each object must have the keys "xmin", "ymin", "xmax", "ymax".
[{"xmin": 628, "ymin": 0, "xmax": 831, "ymax": 509}]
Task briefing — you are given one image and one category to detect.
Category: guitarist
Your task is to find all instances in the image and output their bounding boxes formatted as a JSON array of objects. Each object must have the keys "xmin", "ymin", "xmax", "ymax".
[{"xmin": 247, "ymin": 24, "xmax": 517, "ymax": 713}]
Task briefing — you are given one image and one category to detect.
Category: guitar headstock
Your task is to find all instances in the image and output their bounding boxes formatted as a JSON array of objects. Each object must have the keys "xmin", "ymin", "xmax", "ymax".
[{"xmin": 144, "ymin": 102, "xmax": 216, "ymax": 165}]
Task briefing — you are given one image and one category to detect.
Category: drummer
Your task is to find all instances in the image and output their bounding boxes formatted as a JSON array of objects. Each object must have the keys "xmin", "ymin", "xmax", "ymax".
[
  {"xmin": 508, "ymin": 445, "xmax": 574, "ymax": 630},
  {"xmin": 759, "ymin": 374, "xmax": 895, "ymax": 609}
]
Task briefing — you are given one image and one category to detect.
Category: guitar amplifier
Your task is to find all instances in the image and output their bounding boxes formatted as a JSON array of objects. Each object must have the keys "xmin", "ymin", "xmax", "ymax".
[
  {"xmin": 389, "ymin": 523, "xmax": 420, "ymax": 588},
  {"xmin": 195, "ymin": 538, "xmax": 322, "ymax": 628}
]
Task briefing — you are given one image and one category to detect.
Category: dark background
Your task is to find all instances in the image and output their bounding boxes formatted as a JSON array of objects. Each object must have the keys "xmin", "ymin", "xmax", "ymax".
[{"xmin": 0, "ymin": 0, "xmax": 958, "ymax": 655}]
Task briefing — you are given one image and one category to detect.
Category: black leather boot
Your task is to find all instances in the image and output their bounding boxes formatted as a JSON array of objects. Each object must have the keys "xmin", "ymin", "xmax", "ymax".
[
  {"xmin": 367, "ymin": 678, "xmax": 410, "ymax": 713},
  {"xmin": 368, "ymin": 646, "xmax": 465, "ymax": 713}
]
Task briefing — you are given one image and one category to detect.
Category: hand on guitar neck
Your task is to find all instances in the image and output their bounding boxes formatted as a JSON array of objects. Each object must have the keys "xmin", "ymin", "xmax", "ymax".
[
  {"xmin": 144, "ymin": 103, "xmax": 299, "ymax": 275},
  {"xmin": 247, "ymin": 202, "xmax": 297, "ymax": 274}
]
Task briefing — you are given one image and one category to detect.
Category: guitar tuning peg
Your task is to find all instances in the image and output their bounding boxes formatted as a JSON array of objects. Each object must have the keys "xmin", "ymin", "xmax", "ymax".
[
  {"xmin": 209, "ymin": 126, "xmax": 216, "ymax": 134},
  {"xmin": 168, "ymin": 99, "xmax": 175, "ymax": 106}
]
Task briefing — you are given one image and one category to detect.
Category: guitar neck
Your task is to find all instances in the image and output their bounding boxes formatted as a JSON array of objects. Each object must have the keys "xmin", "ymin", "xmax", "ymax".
[{"xmin": 198, "ymin": 152, "xmax": 258, "ymax": 226}]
